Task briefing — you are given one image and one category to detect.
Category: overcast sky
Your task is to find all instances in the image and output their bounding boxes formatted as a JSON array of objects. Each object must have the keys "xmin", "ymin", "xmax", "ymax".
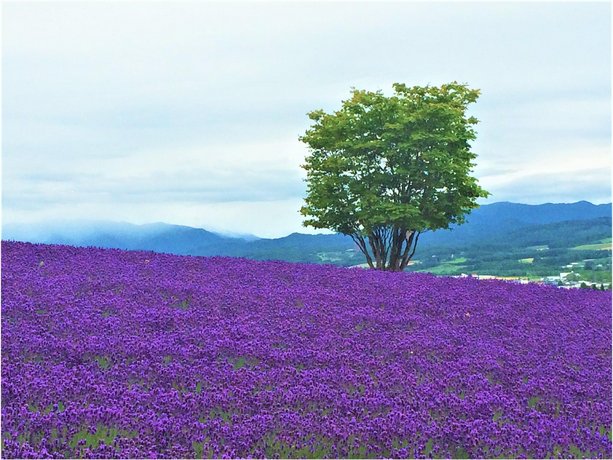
[{"xmin": 3, "ymin": 1, "xmax": 611, "ymax": 237}]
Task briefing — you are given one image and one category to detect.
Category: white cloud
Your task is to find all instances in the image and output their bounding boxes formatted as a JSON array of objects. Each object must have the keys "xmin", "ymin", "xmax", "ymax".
[
  {"xmin": 2, "ymin": 198, "xmax": 314, "ymax": 239},
  {"xmin": 2, "ymin": 1, "xmax": 610, "ymax": 236}
]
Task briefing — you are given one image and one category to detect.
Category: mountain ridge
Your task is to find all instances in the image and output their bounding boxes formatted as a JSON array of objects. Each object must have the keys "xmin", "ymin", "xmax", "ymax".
[{"xmin": 3, "ymin": 201, "xmax": 611, "ymax": 263}]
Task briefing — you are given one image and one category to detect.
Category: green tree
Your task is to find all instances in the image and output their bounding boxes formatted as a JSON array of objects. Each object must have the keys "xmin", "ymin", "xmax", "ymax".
[{"xmin": 300, "ymin": 82, "xmax": 489, "ymax": 271}]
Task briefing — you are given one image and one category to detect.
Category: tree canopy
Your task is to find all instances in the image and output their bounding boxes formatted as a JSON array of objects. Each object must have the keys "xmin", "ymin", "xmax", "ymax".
[{"xmin": 300, "ymin": 82, "xmax": 489, "ymax": 271}]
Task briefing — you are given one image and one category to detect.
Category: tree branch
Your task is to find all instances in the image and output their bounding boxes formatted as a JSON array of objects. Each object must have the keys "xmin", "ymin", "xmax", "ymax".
[{"xmin": 350, "ymin": 233, "xmax": 375, "ymax": 269}]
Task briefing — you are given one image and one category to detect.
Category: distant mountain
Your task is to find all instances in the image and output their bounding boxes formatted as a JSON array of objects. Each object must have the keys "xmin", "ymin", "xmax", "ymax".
[
  {"xmin": 419, "ymin": 201, "xmax": 612, "ymax": 247},
  {"xmin": 3, "ymin": 201, "xmax": 611, "ymax": 264},
  {"xmin": 2, "ymin": 221, "xmax": 238, "ymax": 256},
  {"xmin": 463, "ymin": 216, "xmax": 612, "ymax": 250},
  {"xmin": 222, "ymin": 232, "xmax": 356, "ymax": 264},
  {"xmin": 471, "ymin": 201, "xmax": 610, "ymax": 223}
]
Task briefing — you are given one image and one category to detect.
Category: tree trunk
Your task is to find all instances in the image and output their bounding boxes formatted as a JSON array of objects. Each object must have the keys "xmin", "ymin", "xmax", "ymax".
[
  {"xmin": 351, "ymin": 228, "xmax": 421, "ymax": 271},
  {"xmin": 387, "ymin": 226, "xmax": 403, "ymax": 270},
  {"xmin": 368, "ymin": 234, "xmax": 383, "ymax": 269},
  {"xmin": 399, "ymin": 231, "xmax": 420, "ymax": 271}
]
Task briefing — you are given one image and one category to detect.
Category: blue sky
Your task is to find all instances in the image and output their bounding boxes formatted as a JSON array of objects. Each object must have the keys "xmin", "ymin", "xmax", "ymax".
[{"xmin": 3, "ymin": 1, "xmax": 611, "ymax": 237}]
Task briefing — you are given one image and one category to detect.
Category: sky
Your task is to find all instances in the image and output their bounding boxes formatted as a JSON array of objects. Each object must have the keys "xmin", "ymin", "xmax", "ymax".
[{"xmin": 2, "ymin": 1, "xmax": 611, "ymax": 238}]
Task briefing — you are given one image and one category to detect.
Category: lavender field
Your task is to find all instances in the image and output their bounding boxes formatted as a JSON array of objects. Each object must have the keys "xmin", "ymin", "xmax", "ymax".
[{"xmin": 1, "ymin": 241, "xmax": 611, "ymax": 458}]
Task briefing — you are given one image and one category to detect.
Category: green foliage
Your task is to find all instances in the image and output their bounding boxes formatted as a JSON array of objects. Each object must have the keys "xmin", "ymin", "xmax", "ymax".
[
  {"xmin": 230, "ymin": 355, "xmax": 259, "ymax": 371},
  {"xmin": 69, "ymin": 425, "xmax": 119, "ymax": 450},
  {"xmin": 406, "ymin": 217, "xmax": 612, "ymax": 284},
  {"xmin": 300, "ymin": 82, "xmax": 489, "ymax": 270},
  {"xmin": 233, "ymin": 356, "xmax": 247, "ymax": 370},
  {"xmin": 527, "ymin": 396, "xmax": 541, "ymax": 409},
  {"xmin": 172, "ymin": 297, "xmax": 191, "ymax": 310},
  {"xmin": 423, "ymin": 438, "xmax": 434, "ymax": 457},
  {"xmin": 95, "ymin": 355, "xmax": 112, "ymax": 370}
]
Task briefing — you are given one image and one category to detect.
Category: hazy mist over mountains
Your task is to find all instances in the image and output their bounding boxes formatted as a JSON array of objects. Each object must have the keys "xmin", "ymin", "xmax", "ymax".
[{"xmin": 4, "ymin": 202, "xmax": 611, "ymax": 264}]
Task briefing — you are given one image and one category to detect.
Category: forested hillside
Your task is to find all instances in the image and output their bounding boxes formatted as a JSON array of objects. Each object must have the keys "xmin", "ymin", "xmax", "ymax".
[{"xmin": 3, "ymin": 202, "xmax": 611, "ymax": 284}]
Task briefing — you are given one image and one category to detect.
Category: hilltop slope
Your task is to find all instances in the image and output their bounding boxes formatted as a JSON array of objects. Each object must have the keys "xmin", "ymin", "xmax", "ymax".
[{"xmin": 2, "ymin": 241, "xmax": 611, "ymax": 458}]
